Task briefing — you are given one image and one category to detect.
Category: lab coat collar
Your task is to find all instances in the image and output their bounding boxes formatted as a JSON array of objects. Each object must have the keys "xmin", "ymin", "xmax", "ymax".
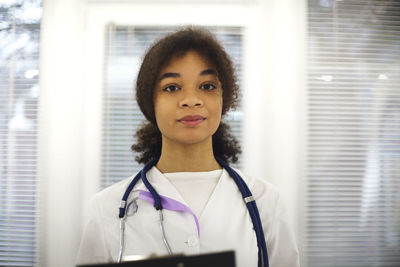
[
  {"xmin": 131, "ymin": 166, "xmax": 231, "ymax": 211},
  {"xmin": 131, "ymin": 166, "xmax": 189, "ymax": 207}
]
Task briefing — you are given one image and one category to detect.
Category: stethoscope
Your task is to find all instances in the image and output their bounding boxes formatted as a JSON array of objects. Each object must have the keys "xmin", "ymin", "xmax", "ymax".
[{"xmin": 117, "ymin": 156, "xmax": 269, "ymax": 267}]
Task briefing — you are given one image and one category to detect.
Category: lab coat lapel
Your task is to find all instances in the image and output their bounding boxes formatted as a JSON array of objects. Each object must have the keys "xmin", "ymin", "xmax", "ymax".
[{"xmin": 141, "ymin": 166, "xmax": 189, "ymax": 207}]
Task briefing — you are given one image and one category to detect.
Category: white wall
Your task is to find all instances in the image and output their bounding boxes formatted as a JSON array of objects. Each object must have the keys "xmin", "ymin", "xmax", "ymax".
[
  {"xmin": 242, "ymin": 0, "xmax": 306, "ymax": 233},
  {"xmin": 38, "ymin": 0, "xmax": 306, "ymax": 266},
  {"xmin": 38, "ymin": 0, "xmax": 86, "ymax": 266}
]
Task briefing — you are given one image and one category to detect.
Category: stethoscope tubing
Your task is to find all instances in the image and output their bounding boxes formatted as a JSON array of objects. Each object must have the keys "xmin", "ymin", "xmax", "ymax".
[
  {"xmin": 140, "ymin": 157, "xmax": 162, "ymax": 210},
  {"xmin": 118, "ymin": 157, "xmax": 269, "ymax": 267},
  {"xmin": 215, "ymin": 157, "xmax": 269, "ymax": 267}
]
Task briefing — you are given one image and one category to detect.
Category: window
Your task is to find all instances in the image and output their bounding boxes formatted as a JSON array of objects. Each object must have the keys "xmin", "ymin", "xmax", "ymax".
[
  {"xmin": 304, "ymin": 0, "xmax": 400, "ymax": 266},
  {"xmin": 0, "ymin": 0, "xmax": 42, "ymax": 266},
  {"xmin": 101, "ymin": 26, "xmax": 243, "ymax": 188}
]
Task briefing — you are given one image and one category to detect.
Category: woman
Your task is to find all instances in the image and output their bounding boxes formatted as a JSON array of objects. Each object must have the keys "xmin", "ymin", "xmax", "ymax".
[{"xmin": 77, "ymin": 27, "xmax": 299, "ymax": 267}]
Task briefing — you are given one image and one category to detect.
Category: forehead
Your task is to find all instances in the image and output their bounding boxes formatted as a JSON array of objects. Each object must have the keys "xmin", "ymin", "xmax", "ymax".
[{"xmin": 160, "ymin": 50, "xmax": 214, "ymax": 72}]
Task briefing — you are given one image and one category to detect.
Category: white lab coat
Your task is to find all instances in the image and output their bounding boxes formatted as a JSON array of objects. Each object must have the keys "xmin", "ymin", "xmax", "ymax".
[{"xmin": 76, "ymin": 167, "xmax": 300, "ymax": 267}]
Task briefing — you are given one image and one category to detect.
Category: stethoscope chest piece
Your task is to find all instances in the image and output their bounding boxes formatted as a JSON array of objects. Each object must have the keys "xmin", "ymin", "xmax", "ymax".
[{"xmin": 126, "ymin": 197, "xmax": 138, "ymax": 216}]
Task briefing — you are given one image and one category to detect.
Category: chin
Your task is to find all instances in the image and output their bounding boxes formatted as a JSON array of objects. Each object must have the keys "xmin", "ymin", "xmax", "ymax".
[
  {"xmin": 173, "ymin": 134, "xmax": 212, "ymax": 146},
  {"xmin": 179, "ymin": 138, "xmax": 210, "ymax": 146}
]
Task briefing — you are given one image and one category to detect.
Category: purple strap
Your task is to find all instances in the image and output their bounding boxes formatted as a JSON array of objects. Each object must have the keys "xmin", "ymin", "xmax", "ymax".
[{"xmin": 138, "ymin": 190, "xmax": 200, "ymax": 237}]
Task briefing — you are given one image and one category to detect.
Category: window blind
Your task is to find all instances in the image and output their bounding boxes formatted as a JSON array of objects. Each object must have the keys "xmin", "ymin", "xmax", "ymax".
[
  {"xmin": 0, "ymin": 0, "xmax": 41, "ymax": 266},
  {"xmin": 101, "ymin": 26, "xmax": 243, "ymax": 188},
  {"xmin": 305, "ymin": 0, "xmax": 400, "ymax": 266}
]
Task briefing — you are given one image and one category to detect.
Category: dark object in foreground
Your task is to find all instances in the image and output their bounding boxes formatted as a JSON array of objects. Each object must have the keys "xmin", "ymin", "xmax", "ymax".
[{"xmin": 77, "ymin": 250, "xmax": 236, "ymax": 267}]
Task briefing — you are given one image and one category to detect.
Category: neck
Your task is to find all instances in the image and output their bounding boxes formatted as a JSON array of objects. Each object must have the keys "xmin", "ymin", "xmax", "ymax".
[{"xmin": 156, "ymin": 136, "xmax": 221, "ymax": 173}]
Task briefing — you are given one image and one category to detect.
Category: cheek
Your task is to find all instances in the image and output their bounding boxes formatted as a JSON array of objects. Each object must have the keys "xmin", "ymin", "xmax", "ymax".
[{"xmin": 154, "ymin": 96, "xmax": 176, "ymax": 133}]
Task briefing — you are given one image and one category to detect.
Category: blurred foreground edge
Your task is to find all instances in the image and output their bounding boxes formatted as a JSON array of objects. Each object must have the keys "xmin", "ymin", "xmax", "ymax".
[{"xmin": 77, "ymin": 250, "xmax": 236, "ymax": 267}]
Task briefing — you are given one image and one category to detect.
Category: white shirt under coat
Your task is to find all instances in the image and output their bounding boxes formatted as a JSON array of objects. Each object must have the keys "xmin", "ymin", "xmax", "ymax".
[{"xmin": 76, "ymin": 167, "xmax": 300, "ymax": 267}]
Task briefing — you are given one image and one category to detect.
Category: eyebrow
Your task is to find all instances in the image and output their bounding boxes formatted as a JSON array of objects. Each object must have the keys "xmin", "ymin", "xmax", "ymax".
[
  {"xmin": 200, "ymin": 69, "xmax": 218, "ymax": 76},
  {"xmin": 158, "ymin": 68, "xmax": 218, "ymax": 82}
]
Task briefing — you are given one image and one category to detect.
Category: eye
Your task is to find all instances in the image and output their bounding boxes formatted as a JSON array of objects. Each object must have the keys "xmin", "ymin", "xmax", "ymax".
[
  {"xmin": 163, "ymin": 85, "xmax": 180, "ymax": 92},
  {"xmin": 200, "ymin": 83, "xmax": 217, "ymax": 91}
]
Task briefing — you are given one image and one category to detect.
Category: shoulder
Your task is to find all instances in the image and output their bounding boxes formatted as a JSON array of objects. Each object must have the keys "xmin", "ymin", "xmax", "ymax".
[
  {"xmin": 94, "ymin": 176, "xmax": 133, "ymax": 200},
  {"xmin": 87, "ymin": 176, "xmax": 137, "ymax": 219},
  {"xmin": 231, "ymin": 169, "xmax": 300, "ymax": 266},
  {"xmin": 230, "ymin": 168, "xmax": 284, "ymax": 223},
  {"xmin": 232, "ymin": 168, "xmax": 281, "ymax": 203}
]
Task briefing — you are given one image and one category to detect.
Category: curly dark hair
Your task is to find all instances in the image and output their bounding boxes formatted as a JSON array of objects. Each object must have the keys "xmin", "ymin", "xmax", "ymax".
[{"xmin": 132, "ymin": 26, "xmax": 241, "ymax": 164}]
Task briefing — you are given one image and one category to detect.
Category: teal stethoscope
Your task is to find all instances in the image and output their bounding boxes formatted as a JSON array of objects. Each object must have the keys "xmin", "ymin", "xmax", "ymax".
[{"xmin": 117, "ymin": 156, "xmax": 269, "ymax": 267}]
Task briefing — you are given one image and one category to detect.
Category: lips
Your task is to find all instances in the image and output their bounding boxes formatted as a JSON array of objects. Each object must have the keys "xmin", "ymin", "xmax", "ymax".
[{"xmin": 178, "ymin": 115, "xmax": 205, "ymax": 127}]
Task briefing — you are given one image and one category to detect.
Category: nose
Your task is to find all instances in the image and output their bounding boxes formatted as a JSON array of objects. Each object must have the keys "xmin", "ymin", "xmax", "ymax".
[{"xmin": 179, "ymin": 89, "xmax": 203, "ymax": 108}]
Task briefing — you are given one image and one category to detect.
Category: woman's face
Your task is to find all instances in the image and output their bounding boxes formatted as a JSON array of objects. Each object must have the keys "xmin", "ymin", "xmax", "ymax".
[{"xmin": 154, "ymin": 50, "xmax": 223, "ymax": 147}]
